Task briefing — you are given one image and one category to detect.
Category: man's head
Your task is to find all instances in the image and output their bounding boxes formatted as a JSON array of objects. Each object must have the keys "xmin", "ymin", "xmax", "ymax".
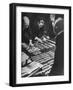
[
  {"xmin": 37, "ymin": 19, "xmax": 45, "ymax": 29},
  {"xmin": 55, "ymin": 18, "xmax": 64, "ymax": 35},
  {"xmin": 50, "ymin": 14, "xmax": 55, "ymax": 22},
  {"xmin": 23, "ymin": 16, "xmax": 30, "ymax": 28}
]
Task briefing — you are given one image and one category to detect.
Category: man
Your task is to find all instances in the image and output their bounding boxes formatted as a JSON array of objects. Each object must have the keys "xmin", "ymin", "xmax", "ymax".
[
  {"xmin": 50, "ymin": 17, "xmax": 64, "ymax": 76},
  {"xmin": 48, "ymin": 14, "xmax": 56, "ymax": 39},
  {"xmin": 50, "ymin": 14, "xmax": 64, "ymax": 38},
  {"xmin": 22, "ymin": 16, "xmax": 34, "ymax": 46},
  {"xmin": 22, "ymin": 16, "xmax": 33, "ymax": 67},
  {"xmin": 34, "ymin": 19, "xmax": 50, "ymax": 42}
]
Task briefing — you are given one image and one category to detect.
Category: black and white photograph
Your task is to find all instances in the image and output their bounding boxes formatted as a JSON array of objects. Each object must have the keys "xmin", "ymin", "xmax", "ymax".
[
  {"xmin": 21, "ymin": 12, "xmax": 64, "ymax": 77},
  {"xmin": 10, "ymin": 3, "xmax": 71, "ymax": 86}
]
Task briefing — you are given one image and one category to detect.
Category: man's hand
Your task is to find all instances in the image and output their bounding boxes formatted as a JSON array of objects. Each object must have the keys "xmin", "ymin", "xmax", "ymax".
[
  {"xmin": 46, "ymin": 36, "xmax": 50, "ymax": 40},
  {"xmin": 35, "ymin": 37, "xmax": 43, "ymax": 43},
  {"xmin": 29, "ymin": 40, "xmax": 34, "ymax": 47}
]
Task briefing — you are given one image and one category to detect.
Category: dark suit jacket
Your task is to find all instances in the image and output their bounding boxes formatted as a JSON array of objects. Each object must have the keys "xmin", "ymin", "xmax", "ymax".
[
  {"xmin": 50, "ymin": 32, "xmax": 64, "ymax": 76},
  {"xmin": 22, "ymin": 26, "xmax": 34, "ymax": 44}
]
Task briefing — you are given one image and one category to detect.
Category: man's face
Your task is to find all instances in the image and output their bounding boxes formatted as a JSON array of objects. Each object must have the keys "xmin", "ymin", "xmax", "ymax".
[
  {"xmin": 23, "ymin": 16, "xmax": 30, "ymax": 28},
  {"xmin": 50, "ymin": 14, "xmax": 55, "ymax": 22},
  {"xmin": 38, "ymin": 20, "xmax": 44, "ymax": 28}
]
